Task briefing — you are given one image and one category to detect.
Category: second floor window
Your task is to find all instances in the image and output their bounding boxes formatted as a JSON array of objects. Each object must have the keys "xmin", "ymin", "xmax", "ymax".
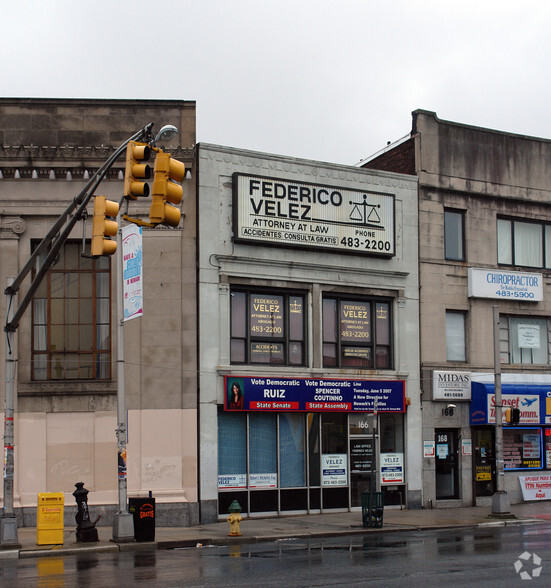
[
  {"xmin": 444, "ymin": 209, "xmax": 465, "ymax": 261},
  {"xmin": 32, "ymin": 242, "xmax": 112, "ymax": 380},
  {"xmin": 498, "ymin": 217, "xmax": 551, "ymax": 269},
  {"xmin": 322, "ymin": 296, "xmax": 392, "ymax": 369},
  {"xmin": 230, "ymin": 289, "xmax": 306, "ymax": 365}
]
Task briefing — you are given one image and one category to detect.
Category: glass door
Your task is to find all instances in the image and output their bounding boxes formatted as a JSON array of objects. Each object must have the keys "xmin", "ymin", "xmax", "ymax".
[{"xmin": 435, "ymin": 428, "xmax": 459, "ymax": 499}]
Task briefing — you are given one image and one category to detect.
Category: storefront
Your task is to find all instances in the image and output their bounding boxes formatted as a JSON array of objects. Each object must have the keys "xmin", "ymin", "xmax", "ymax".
[
  {"xmin": 470, "ymin": 381, "xmax": 551, "ymax": 503},
  {"xmin": 218, "ymin": 377, "xmax": 406, "ymax": 516},
  {"xmin": 196, "ymin": 143, "xmax": 421, "ymax": 522}
]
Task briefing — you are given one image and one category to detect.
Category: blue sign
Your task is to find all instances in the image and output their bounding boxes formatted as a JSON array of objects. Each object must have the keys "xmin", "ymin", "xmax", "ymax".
[{"xmin": 225, "ymin": 377, "xmax": 405, "ymax": 412}]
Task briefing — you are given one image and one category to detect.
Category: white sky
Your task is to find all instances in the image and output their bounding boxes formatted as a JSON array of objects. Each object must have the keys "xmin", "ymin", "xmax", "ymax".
[{"xmin": 4, "ymin": 0, "xmax": 551, "ymax": 165}]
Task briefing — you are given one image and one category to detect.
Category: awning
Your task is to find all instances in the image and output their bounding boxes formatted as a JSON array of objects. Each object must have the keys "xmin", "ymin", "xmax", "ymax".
[{"xmin": 470, "ymin": 382, "xmax": 551, "ymax": 426}]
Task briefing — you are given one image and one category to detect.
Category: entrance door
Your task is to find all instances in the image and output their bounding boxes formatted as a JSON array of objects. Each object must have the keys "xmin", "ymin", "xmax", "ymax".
[
  {"xmin": 435, "ymin": 429, "xmax": 459, "ymax": 499},
  {"xmin": 474, "ymin": 428, "xmax": 495, "ymax": 497}
]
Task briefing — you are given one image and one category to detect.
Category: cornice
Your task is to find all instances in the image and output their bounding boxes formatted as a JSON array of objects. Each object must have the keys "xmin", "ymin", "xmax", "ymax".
[{"xmin": 0, "ymin": 144, "xmax": 195, "ymax": 164}]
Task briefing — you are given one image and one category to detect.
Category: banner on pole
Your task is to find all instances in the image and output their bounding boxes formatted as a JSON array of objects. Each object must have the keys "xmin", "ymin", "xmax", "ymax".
[{"xmin": 122, "ymin": 224, "xmax": 143, "ymax": 321}]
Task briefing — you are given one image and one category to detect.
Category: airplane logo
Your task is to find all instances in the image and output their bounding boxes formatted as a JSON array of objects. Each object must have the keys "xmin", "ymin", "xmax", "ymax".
[{"xmin": 521, "ymin": 398, "xmax": 538, "ymax": 407}]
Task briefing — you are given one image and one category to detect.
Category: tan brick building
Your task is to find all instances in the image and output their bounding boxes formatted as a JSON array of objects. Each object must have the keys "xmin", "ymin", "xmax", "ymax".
[
  {"xmin": 363, "ymin": 110, "xmax": 551, "ymax": 507},
  {"xmin": 0, "ymin": 98, "xmax": 198, "ymax": 526}
]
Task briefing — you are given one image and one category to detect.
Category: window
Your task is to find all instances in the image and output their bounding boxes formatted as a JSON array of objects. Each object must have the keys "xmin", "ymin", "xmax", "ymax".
[
  {"xmin": 444, "ymin": 209, "xmax": 465, "ymax": 261},
  {"xmin": 323, "ymin": 296, "xmax": 392, "ymax": 369},
  {"xmin": 230, "ymin": 289, "xmax": 306, "ymax": 365},
  {"xmin": 498, "ymin": 217, "xmax": 551, "ymax": 268},
  {"xmin": 446, "ymin": 311, "xmax": 466, "ymax": 362},
  {"xmin": 32, "ymin": 242, "xmax": 112, "ymax": 380},
  {"xmin": 503, "ymin": 428, "xmax": 542, "ymax": 470},
  {"xmin": 500, "ymin": 316, "xmax": 550, "ymax": 365}
]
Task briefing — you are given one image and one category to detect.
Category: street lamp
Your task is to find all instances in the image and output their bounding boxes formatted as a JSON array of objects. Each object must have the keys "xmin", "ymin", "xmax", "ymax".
[{"xmin": 154, "ymin": 124, "xmax": 178, "ymax": 146}]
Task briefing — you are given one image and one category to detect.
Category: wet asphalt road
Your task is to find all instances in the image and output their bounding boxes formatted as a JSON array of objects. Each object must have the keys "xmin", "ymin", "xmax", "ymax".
[{"xmin": 2, "ymin": 523, "xmax": 551, "ymax": 587}]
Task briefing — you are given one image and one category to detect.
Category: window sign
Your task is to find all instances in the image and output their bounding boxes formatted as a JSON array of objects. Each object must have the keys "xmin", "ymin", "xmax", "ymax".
[
  {"xmin": 340, "ymin": 301, "xmax": 371, "ymax": 342},
  {"xmin": 380, "ymin": 453, "xmax": 404, "ymax": 484},
  {"xmin": 518, "ymin": 324, "xmax": 540, "ymax": 348},
  {"xmin": 437, "ymin": 444, "xmax": 449, "ymax": 459},
  {"xmin": 249, "ymin": 473, "xmax": 277, "ymax": 488},
  {"xmin": 233, "ymin": 173, "xmax": 395, "ymax": 256},
  {"xmin": 423, "ymin": 441, "xmax": 436, "ymax": 458},
  {"xmin": 462, "ymin": 439, "xmax": 472, "ymax": 456},
  {"xmin": 321, "ymin": 454, "xmax": 347, "ymax": 486},
  {"xmin": 218, "ymin": 474, "xmax": 247, "ymax": 489},
  {"xmin": 503, "ymin": 428, "xmax": 542, "ymax": 470},
  {"xmin": 250, "ymin": 294, "xmax": 284, "ymax": 337},
  {"xmin": 349, "ymin": 439, "xmax": 373, "ymax": 472}
]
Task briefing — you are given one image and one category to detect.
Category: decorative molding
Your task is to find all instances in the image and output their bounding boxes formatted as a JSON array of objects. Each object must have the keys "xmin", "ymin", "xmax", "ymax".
[
  {"xmin": 18, "ymin": 380, "xmax": 117, "ymax": 396},
  {"xmin": 0, "ymin": 217, "xmax": 26, "ymax": 238},
  {"xmin": 0, "ymin": 144, "xmax": 195, "ymax": 163}
]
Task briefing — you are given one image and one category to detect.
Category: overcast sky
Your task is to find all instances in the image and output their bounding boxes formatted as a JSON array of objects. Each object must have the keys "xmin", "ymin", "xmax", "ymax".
[{"xmin": 5, "ymin": 0, "xmax": 551, "ymax": 165}]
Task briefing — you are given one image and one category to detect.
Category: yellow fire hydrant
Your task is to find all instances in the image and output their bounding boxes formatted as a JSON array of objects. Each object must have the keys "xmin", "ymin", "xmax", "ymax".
[{"xmin": 227, "ymin": 500, "xmax": 243, "ymax": 536}]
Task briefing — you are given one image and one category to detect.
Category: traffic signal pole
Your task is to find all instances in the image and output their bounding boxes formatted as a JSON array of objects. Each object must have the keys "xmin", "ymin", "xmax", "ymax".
[
  {"xmin": 492, "ymin": 305, "xmax": 510, "ymax": 514},
  {"xmin": 1, "ymin": 123, "xmax": 155, "ymax": 546},
  {"xmin": 112, "ymin": 214, "xmax": 134, "ymax": 542}
]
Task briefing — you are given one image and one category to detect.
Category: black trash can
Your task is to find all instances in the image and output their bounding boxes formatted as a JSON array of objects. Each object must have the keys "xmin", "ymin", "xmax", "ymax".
[
  {"xmin": 129, "ymin": 497, "xmax": 156, "ymax": 542},
  {"xmin": 361, "ymin": 491, "xmax": 384, "ymax": 528}
]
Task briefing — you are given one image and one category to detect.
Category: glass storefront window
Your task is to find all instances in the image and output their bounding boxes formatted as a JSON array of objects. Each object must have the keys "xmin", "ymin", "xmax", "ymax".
[
  {"xmin": 503, "ymin": 428, "xmax": 543, "ymax": 470},
  {"xmin": 249, "ymin": 413, "xmax": 277, "ymax": 487},
  {"xmin": 218, "ymin": 411, "xmax": 247, "ymax": 486},
  {"xmin": 280, "ymin": 413, "xmax": 306, "ymax": 487},
  {"xmin": 217, "ymin": 409, "xmax": 403, "ymax": 514}
]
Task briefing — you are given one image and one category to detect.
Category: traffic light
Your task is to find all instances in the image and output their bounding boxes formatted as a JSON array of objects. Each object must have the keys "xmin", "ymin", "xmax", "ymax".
[
  {"xmin": 91, "ymin": 196, "xmax": 119, "ymax": 256},
  {"xmin": 148, "ymin": 150, "xmax": 185, "ymax": 226},
  {"xmin": 504, "ymin": 407, "xmax": 521, "ymax": 425},
  {"xmin": 124, "ymin": 141, "xmax": 151, "ymax": 199}
]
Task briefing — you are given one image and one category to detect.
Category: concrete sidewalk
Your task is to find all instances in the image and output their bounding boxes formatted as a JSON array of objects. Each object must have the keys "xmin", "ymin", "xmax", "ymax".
[{"xmin": 2, "ymin": 501, "xmax": 551, "ymax": 560}]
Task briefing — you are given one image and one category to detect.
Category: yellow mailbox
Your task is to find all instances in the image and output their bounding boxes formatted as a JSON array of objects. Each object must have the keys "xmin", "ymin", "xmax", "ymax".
[{"xmin": 37, "ymin": 492, "xmax": 64, "ymax": 545}]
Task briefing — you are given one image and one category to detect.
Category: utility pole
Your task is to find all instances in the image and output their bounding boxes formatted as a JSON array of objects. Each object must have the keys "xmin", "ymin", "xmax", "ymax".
[
  {"xmin": 492, "ymin": 305, "xmax": 510, "ymax": 514},
  {"xmin": 1, "ymin": 278, "xmax": 19, "ymax": 546},
  {"xmin": 112, "ymin": 218, "xmax": 133, "ymax": 541},
  {"xmin": 1, "ymin": 123, "xmax": 155, "ymax": 545}
]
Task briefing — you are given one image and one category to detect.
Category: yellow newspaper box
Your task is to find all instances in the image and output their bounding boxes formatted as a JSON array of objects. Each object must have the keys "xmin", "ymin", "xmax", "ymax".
[{"xmin": 37, "ymin": 492, "xmax": 64, "ymax": 545}]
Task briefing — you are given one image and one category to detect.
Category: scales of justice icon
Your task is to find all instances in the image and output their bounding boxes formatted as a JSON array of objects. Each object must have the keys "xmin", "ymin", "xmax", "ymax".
[{"xmin": 349, "ymin": 194, "xmax": 382, "ymax": 226}]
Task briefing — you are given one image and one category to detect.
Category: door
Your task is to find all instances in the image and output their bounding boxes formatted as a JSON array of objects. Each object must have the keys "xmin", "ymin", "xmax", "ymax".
[
  {"xmin": 473, "ymin": 427, "xmax": 495, "ymax": 497},
  {"xmin": 435, "ymin": 429, "xmax": 459, "ymax": 499}
]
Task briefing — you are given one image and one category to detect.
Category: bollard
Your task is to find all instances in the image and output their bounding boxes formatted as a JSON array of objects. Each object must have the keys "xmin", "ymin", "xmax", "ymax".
[
  {"xmin": 227, "ymin": 500, "xmax": 243, "ymax": 537},
  {"xmin": 73, "ymin": 482, "xmax": 99, "ymax": 542}
]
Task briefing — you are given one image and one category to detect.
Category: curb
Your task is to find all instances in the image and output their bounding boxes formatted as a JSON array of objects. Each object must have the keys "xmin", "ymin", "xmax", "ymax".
[{"xmin": 5, "ymin": 517, "xmax": 547, "ymax": 559}]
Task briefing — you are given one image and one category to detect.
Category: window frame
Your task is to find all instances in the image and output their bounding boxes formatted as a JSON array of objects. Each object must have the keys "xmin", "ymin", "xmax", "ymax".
[
  {"xmin": 230, "ymin": 287, "xmax": 307, "ymax": 366},
  {"xmin": 497, "ymin": 216, "xmax": 551, "ymax": 269},
  {"xmin": 322, "ymin": 294, "xmax": 393, "ymax": 370},
  {"xmin": 31, "ymin": 241, "xmax": 112, "ymax": 381},
  {"xmin": 446, "ymin": 310, "xmax": 467, "ymax": 362},
  {"xmin": 499, "ymin": 315, "xmax": 550, "ymax": 366},
  {"xmin": 444, "ymin": 208, "xmax": 465, "ymax": 261}
]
